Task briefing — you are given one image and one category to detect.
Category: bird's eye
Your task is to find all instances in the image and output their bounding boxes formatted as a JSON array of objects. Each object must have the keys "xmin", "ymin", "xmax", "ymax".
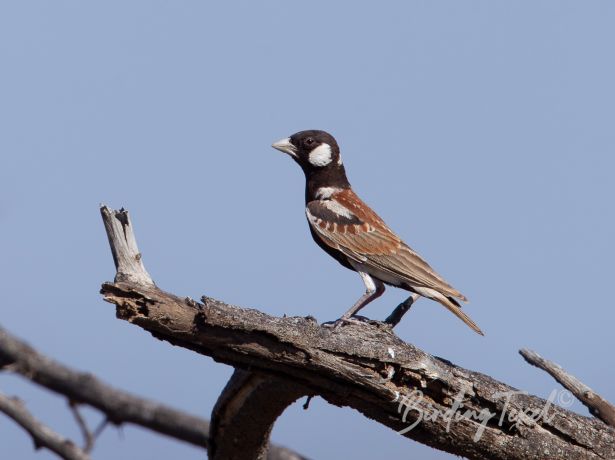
[{"xmin": 305, "ymin": 137, "xmax": 314, "ymax": 146}]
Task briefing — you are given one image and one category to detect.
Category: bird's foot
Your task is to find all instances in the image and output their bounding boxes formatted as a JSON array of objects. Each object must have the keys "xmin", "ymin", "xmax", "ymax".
[{"xmin": 322, "ymin": 315, "xmax": 368, "ymax": 330}]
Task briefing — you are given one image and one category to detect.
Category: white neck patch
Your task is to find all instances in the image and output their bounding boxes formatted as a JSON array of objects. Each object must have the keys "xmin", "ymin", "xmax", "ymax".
[
  {"xmin": 315, "ymin": 186, "xmax": 340, "ymax": 199},
  {"xmin": 308, "ymin": 143, "xmax": 333, "ymax": 167}
]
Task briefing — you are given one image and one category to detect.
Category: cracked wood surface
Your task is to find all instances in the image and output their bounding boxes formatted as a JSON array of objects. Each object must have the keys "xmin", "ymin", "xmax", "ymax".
[
  {"xmin": 209, "ymin": 369, "xmax": 309, "ymax": 460},
  {"xmin": 100, "ymin": 281, "xmax": 615, "ymax": 460},
  {"xmin": 100, "ymin": 204, "xmax": 308, "ymax": 460}
]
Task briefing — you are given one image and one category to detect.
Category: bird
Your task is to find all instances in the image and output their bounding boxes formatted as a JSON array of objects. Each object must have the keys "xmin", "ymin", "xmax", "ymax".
[{"xmin": 271, "ymin": 130, "xmax": 483, "ymax": 335}]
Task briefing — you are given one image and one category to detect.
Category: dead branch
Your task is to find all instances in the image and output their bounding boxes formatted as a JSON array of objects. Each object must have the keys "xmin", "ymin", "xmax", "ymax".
[
  {"xmin": 0, "ymin": 325, "xmax": 209, "ymax": 446},
  {"xmin": 68, "ymin": 402, "xmax": 96, "ymax": 453},
  {"xmin": 100, "ymin": 205, "xmax": 615, "ymax": 460},
  {"xmin": 384, "ymin": 293, "xmax": 419, "ymax": 327},
  {"xmin": 100, "ymin": 205, "xmax": 154, "ymax": 285},
  {"xmin": 101, "ymin": 281, "xmax": 615, "ymax": 459},
  {"xmin": 0, "ymin": 326, "xmax": 304, "ymax": 460},
  {"xmin": 209, "ymin": 370, "xmax": 310, "ymax": 460},
  {"xmin": 100, "ymin": 204, "xmax": 311, "ymax": 460},
  {"xmin": 520, "ymin": 349, "xmax": 615, "ymax": 427},
  {"xmin": 0, "ymin": 392, "xmax": 90, "ymax": 460}
]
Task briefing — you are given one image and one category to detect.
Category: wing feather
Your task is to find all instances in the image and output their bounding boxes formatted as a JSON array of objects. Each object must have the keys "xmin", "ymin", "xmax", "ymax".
[{"xmin": 306, "ymin": 190, "xmax": 466, "ymax": 301}]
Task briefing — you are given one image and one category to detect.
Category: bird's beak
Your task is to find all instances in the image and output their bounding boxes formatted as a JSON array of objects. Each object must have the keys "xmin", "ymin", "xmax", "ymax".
[{"xmin": 271, "ymin": 137, "xmax": 298, "ymax": 158}]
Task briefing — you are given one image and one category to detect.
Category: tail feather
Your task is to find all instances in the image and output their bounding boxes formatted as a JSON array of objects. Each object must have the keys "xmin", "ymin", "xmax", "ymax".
[
  {"xmin": 443, "ymin": 296, "xmax": 484, "ymax": 336},
  {"xmin": 413, "ymin": 287, "xmax": 484, "ymax": 335}
]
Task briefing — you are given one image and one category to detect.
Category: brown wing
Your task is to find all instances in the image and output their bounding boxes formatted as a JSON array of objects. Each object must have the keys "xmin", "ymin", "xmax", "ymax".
[{"xmin": 306, "ymin": 189, "xmax": 467, "ymax": 301}]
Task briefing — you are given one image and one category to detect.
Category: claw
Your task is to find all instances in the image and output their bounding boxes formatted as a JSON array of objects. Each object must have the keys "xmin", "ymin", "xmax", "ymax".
[{"xmin": 323, "ymin": 316, "xmax": 367, "ymax": 330}]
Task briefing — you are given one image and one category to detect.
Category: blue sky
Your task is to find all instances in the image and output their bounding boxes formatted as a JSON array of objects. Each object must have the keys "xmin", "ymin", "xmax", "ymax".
[{"xmin": 1, "ymin": 2, "xmax": 614, "ymax": 459}]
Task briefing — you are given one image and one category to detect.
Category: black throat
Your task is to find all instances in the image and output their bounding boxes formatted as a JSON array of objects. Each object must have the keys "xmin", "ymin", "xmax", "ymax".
[{"xmin": 304, "ymin": 164, "xmax": 351, "ymax": 202}]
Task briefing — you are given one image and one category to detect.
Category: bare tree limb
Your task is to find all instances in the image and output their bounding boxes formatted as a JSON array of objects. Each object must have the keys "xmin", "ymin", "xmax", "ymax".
[
  {"xmin": 101, "ymin": 281, "xmax": 615, "ymax": 459},
  {"xmin": 209, "ymin": 369, "xmax": 310, "ymax": 460},
  {"xmin": 520, "ymin": 348, "xmax": 615, "ymax": 427},
  {"xmin": 100, "ymin": 205, "xmax": 154, "ymax": 285},
  {"xmin": 0, "ymin": 325, "xmax": 209, "ymax": 447},
  {"xmin": 100, "ymin": 204, "xmax": 313, "ymax": 460},
  {"xmin": 99, "ymin": 205, "xmax": 615, "ymax": 459},
  {"xmin": 0, "ymin": 205, "xmax": 307, "ymax": 460},
  {"xmin": 0, "ymin": 392, "xmax": 90, "ymax": 460},
  {"xmin": 0, "ymin": 326, "xmax": 305, "ymax": 460},
  {"xmin": 0, "ymin": 328, "xmax": 209, "ymax": 447}
]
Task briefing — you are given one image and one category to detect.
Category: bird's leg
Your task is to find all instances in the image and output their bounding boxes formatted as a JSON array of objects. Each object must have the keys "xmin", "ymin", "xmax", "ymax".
[
  {"xmin": 325, "ymin": 272, "xmax": 385, "ymax": 329},
  {"xmin": 342, "ymin": 272, "xmax": 385, "ymax": 319},
  {"xmin": 385, "ymin": 293, "xmax": 420, "ymax": 327}
]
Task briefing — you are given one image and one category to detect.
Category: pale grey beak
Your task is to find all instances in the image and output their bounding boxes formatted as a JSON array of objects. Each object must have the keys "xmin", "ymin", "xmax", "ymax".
[{"xmin": 271, "ymin": 137, "xmax": 298, "ymax": 158}]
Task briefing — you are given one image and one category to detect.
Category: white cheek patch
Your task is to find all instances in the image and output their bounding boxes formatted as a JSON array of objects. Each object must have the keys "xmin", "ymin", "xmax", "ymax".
[{"xmin": 308, "ymin": 143, "xmax": 333, "ymax": 167}]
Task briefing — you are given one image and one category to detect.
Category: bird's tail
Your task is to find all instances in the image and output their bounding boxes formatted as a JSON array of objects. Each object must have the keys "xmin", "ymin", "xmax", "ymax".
[
  {"xmin": 442, "ymin": 295, "xmax": 484, "ymax": 336},
  {"xmin": 414, "ymin": 287, "xmax": 484, "ymax": 335}
]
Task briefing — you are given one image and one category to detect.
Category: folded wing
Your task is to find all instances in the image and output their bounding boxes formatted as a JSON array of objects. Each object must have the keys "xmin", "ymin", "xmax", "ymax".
[{"xmin": 306, "ymin": 189, "xmax": 467, "ymax": 301}]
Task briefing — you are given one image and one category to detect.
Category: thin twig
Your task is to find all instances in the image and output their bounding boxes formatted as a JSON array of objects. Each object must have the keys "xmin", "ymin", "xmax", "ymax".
[
  {"xmin": 0, "ymin": 325, "xmax": 208, "ymax": 447},
  {"xmin": 385, "ymin": 294, "xmax": 420, "ymax": 327},
  {"xmin": 520, "ymin": 348, "xmax": 615, "ymax": 427},
  {"xmin": 0, "ymin": 392, "xmax": 90, "ymax": 460},
  {"xmin": 0, "ymin": 326, "xmax": 304, "ymax": 460},
  {"xmin": 91, "ymin": 417, "xmax": 109, "ymax": 442},
  {"xmin": 68, "ymin": 401, "xmax": 95, "ymax": 452}
]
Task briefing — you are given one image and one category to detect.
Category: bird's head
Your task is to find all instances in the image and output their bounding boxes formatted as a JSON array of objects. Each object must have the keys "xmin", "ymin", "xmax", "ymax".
[{"xmin": 272, "ymin": 130, "xmax": 343, "ymax": 173}]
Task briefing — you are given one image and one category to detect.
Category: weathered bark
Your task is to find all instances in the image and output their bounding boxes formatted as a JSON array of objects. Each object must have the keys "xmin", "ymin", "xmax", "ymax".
[
  {"xmin": 209, "ymin": 370, "xmax": 310, "ymax": 460},
  {"xmin": 100, "ymin": 205, "xmax": 615, "ymax": 459},
  {"xmin": 101, "ymin": 281, "xmax": 615, "ymax": 460},
  {"xmin": 100, "ymin": 206, "xmax": 154, "ymax": 286},
  {"xmin": 100, "ymin": 205, "xmax": 307, "ymax": 460},
  {"xmin": 520, "ymin": 349, "xmax": 615, "ymax": 427}
]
